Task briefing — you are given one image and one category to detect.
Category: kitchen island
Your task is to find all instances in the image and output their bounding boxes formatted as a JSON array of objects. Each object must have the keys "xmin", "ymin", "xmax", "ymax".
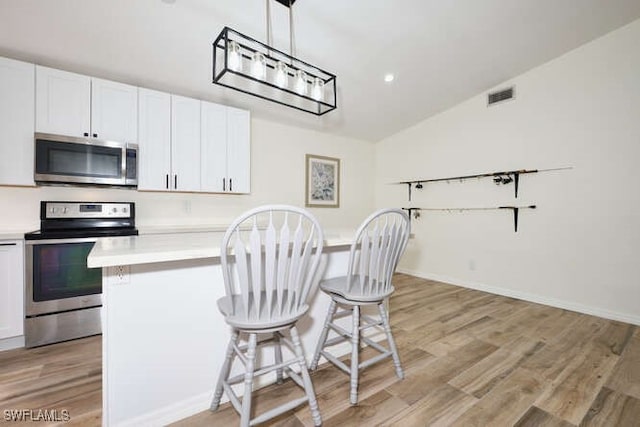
[{"xmin": 88, "ymin": 230, "xmax": 365, "ymax": 427}]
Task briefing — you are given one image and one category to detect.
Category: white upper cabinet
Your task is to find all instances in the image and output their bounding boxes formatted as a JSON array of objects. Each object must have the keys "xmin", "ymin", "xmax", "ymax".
[
  {"xmin": 36, "ymin": 67, "xmax": 138, "ymax": 143},
  {"xmin": 226, "ymin": 107, "xmax": 251, "ymax": 194},
  {"xmin": 36, "ymin": 66, "xmax": 91, "ymax": 137},
  {"xmin": 171, "ymin": 95, "xmax": 201, "ymax": 192},
  {"xmin": 138, "ymin": 88, "xmax": 171, "ymax": 191},
  {"xmin": 0, "ymin": 57, "xmax": 35, "ymax": 186},
  {"xmin": 25, "ymin": 60, "xmax": 250, "ymax": 194},
  {"xmin": 201, "ymin": 103, "xmax": 251, "ymax": 194},
  {"xmin": 91, "ymin": 78, "xmax": 138, "ymax": 143},
  {"xmin": 201, "ymin": 101, "xmax": 227, "ymax": 193},
  {"xmin": 0, "ymin": 241, "xmax": 24, "ymax": 340}
]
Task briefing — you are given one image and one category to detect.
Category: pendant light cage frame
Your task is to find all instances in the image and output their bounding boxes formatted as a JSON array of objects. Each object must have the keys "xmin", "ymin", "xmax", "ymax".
[{"xmin": 212, "ymin": 26, "xmax": 337, "ymax": 116}]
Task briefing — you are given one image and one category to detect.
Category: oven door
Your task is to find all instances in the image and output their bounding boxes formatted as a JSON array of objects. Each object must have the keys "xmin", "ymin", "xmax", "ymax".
[
  {"xmin": 25, "ymin": 237, "xmax": 102, "ymax": 316},
  {"xmin": 34, "ymin": 133, "xmax": 129, "ymax": 186}
]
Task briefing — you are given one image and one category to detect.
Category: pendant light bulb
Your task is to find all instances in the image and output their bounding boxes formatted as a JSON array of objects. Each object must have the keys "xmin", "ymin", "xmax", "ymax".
[
  {"xmin": 295, "ymin": 70, "xmax": 308, "ymax": 95},
  {"xmin": 227, "ymin": 41, "xmax": 242, "ymax": 72},
  {"xmin": 251, "ymin": 52, "xmax": 266, "ymax": 80},
  {"xmin": 311, "ymin": 77, "xmax": 324, "ymax": 101},
  {"xmin": 275, "ymin": 61, "xmax": 288, "ymax": 88}
]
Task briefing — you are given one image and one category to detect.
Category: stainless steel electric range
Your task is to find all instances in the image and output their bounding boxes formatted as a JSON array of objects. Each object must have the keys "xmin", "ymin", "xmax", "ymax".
[{"xmin": 24, "ymin": 201, "xmax": 137, "ymax": 347}]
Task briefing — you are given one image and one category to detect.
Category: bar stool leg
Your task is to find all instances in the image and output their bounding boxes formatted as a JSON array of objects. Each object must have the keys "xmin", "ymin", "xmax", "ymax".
[
  {"xmin": 291, "ymin": 326, "xmax": 322, "ymax": 426},
  {"xmin": 240, "ymin": 333, "xmax": 258, "ymax": 427},
  {"xmin": 379, "ymin": 302, "xmax": 404, "ymax": 379},
  {"xmin": 310, "ymin": 299, "xmax": 337, "ymax": 370},
  {"xmin": 211, "ymin": 329, "xmax": 239, "ymax": 411},
  {"xmin": 274, "ymin": 331, "xmax": 284, "ymax": 384},
  {"xmin": 350, "ymin": 305, "xmax": 360, "ymax": 405}
]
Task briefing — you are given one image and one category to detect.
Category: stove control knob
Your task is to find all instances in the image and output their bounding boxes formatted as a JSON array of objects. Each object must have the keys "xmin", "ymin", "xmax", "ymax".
[
  {"xmin": 112, "ymin": 208, "xmax": 117, "ymax": 213},
  {"xmin": 123, "ymin": 207, "xmax": 128, "ymax": 213},
  {"xmin": 62, "ymin": 207, "xmax": 68, "ymax": 214}
]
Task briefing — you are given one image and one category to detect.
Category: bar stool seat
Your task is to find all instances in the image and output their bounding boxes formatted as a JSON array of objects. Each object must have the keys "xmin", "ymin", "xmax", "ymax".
[
  {"xmin": 320, "ymin": 276, "xmax": 395, "ymax": 303},
  {"xmin": 217, "ymin": 293, "xmax": 309, "ymax": 330}
]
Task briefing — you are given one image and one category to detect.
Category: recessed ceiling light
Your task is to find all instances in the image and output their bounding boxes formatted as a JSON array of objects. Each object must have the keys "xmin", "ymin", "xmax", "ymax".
[
  {"xmin": 162, "ymin": 0, "xmax": 176, "ymax": 4},
  {"xmin": 384, "ymin": 74, "xmax": 395, "ymax": 83}
]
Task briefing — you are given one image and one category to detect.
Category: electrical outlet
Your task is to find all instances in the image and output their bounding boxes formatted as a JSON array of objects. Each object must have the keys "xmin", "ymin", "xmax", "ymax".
[{"xmin": 109, "ymin": 265, "xmax": 130, "ymax": 285}]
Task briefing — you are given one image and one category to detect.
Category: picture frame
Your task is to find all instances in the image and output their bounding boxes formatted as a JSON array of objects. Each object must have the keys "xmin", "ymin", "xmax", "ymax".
[{"xmin": 305, "ymin": 154, "xmax": 340, "ymax": 208}]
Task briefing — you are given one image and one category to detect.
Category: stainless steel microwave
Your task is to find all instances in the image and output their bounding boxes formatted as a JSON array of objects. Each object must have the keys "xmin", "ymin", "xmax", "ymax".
[{"xmin": 34, "ymin": 133, "xmax": 137, "ymax": 187}]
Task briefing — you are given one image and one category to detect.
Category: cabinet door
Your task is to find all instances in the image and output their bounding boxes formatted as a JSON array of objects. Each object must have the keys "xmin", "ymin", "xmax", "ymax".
[
  {"xmin": 0, "ymin": 241, "xmax": 24, "ymax": 339},
  {"xmin": 36, "ymin": 66, "xmax": 91, "ymax": 137},
  {"xmin": 91, "ymin": 78, "xmax": 138, "ymax": 142},
  {"xmin": 200, "ymin": 101, "xmax": 227, "ymax": 192},
  {"xmin": 138, "ymin": 88, "xmax": 171, "ymax": 191},
  {"xmin": 226, "ymin": 107, "xmax": 251, "ymax": 193},
  {"xmin": 171, "ymin": 95, "xmax": 201, "ymax": 192},
  {"xmin": 0, "ymin": 57, "xmax": 35, "ymax": 186}
]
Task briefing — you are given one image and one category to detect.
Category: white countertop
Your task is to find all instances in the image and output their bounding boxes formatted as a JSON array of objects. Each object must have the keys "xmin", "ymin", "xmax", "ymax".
[
  {"xmin": 87, "ymin": 229, "xmax": 355, "ymax": 268},
  {"xmin": 0, "ymin": 231, "xmax": 29, "ymax": 240},
  {"xmin": 137, "ymin": 224, "xmax": 231, "ymax": 235}
]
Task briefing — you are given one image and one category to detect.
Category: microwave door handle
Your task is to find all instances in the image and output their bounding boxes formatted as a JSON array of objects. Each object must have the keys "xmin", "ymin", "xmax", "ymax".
[{"xmin": 121, "ymin": 146, "xmax": 127, "ymax": 184}]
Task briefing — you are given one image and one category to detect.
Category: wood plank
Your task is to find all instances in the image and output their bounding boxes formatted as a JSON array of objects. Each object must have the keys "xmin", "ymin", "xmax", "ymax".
[
  {"xmin": 520, "ymin": 315, "xmax": 608, "ymax": 381},
  {"xmin": 514, "ymin": 406, "xmax": 574, "ymax": 427},
  {"xmin": 605, "ymin": 335, "xmax": 640, "ymax": 400},
  {"xmin": 579, "ymin": 387, "xmax": 640, "ymax": 426},
  {"xmin": 319, "ymin": 389, "xmax": 408, "ymax": 427},
  {"xmin": 380, "ymin": 383, "xmax": 477, "ymax": 427},
  {"xmin": 535, "ymin": 340, "xmax": 620, "ymax": 424},
  {"xmin": 295, "ymin": 347, "xmax": 434, "ymax": 425},
  {"xmin": 385, "ymin": 339, "xmax": 498, "ymax": 405},
  {"xmin": 450, "ymin": 368, "xmax": 546, "ymax": 426},
  {"xmin": 448, "ymin": 341, "xmax": 544, "ymax": 398}
]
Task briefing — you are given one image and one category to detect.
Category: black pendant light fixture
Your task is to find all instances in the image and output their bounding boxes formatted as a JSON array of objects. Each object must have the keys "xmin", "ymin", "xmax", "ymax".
[{"xmin": 212, "ymin": 0, "xmax": 337, "ymax": 116}]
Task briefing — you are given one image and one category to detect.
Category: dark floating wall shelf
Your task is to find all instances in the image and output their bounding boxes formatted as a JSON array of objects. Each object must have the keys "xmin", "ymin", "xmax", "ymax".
[
  {"xmin": 396, "ymin": 167, "xmax": 572, "ymax": 201},
  {"xmin": 402, "ymin": 205, "xmax": 537, "ymax": 232}
]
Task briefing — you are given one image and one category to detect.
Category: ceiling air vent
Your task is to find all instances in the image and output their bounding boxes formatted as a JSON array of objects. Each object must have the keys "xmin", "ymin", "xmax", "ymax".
[{"xmin": 487, "ymin": 86, "xmax": 515, "ymax": 106}]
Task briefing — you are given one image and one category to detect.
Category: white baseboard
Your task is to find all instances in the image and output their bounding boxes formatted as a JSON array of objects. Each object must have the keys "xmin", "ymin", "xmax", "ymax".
[
  {"xmin": 114, "ymin": 391, "xmax": 211, "ymax": 427},
  {"xmin": 0, "ymin": 335, "xmax": 24, "ymax": 352},
  {"xmin": 396, "ymin": 268, "xmax": 640, "ymax": 326},
  {"xmin": 114, "ymin": 331, "xmax": 385, "ymax": 426}
]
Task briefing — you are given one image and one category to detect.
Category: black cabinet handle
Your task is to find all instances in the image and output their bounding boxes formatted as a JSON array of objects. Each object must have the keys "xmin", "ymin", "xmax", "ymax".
[
  {"xmin": 174, "ymin": 175, "xmax": 177, "ymax": 190},
  {"xmin": 223, "ymin": 178, "xmax": 226, "ymax": 192},
  {"xmin": 83, "ymin": 132, "xmax": 89, "ymax": 137},
  {"xmin": 165, "ymin": 174, "xmax": 169, "ymax": 189},
  {"xmin": 230, "ymin": 178, "xmax": 233, "ymax": 192},
  {"xmin": 0, "ymin": 243, "xmax": 17, "ymax": 247},
  {"xmin": 93, "ymin": 133, "xmax": 98, "ymax": 138}
]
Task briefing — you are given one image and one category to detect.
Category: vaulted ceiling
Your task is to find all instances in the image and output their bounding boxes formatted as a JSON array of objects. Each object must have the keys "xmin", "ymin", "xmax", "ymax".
[{"xmin": 1, "ymin": 0, "xmax": 639, "ymax": 141}]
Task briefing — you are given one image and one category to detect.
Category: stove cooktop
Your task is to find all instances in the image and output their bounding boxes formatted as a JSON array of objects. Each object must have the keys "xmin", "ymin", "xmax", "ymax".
[{"xmin": 24, "ymin": 227, "xmax": 138, "ymax": 240}]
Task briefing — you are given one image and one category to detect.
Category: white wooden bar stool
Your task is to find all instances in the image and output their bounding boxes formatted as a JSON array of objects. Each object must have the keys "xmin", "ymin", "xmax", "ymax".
[
  {"xmin": 310, "ymin": 208, "xmax": 410, "ymax": 405},
  {"xmin": 210, "ymin": 205, "xmax": 324, "ymax": 426}
]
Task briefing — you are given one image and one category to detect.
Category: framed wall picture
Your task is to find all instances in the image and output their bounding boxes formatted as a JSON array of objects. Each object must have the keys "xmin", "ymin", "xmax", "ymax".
[{"xmin": 305, "ymin": 154, "xmax": 340, "ymax": 208}]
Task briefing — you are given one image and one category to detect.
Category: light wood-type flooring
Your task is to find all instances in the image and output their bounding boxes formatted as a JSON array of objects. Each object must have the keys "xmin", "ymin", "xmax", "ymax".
[{"xmin": 2, "ymin": 273, "xmax": 640, "ymax": 426}]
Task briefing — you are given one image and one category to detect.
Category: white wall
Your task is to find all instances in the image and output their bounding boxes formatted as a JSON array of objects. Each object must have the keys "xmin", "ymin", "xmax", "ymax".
[
  {"xmin": 0, "ymin": 117, "xmax": 375, "ymax": 232},
  {"xmin": 375, "ymin": 18, "xmax": 640, "ymax": 324}
]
